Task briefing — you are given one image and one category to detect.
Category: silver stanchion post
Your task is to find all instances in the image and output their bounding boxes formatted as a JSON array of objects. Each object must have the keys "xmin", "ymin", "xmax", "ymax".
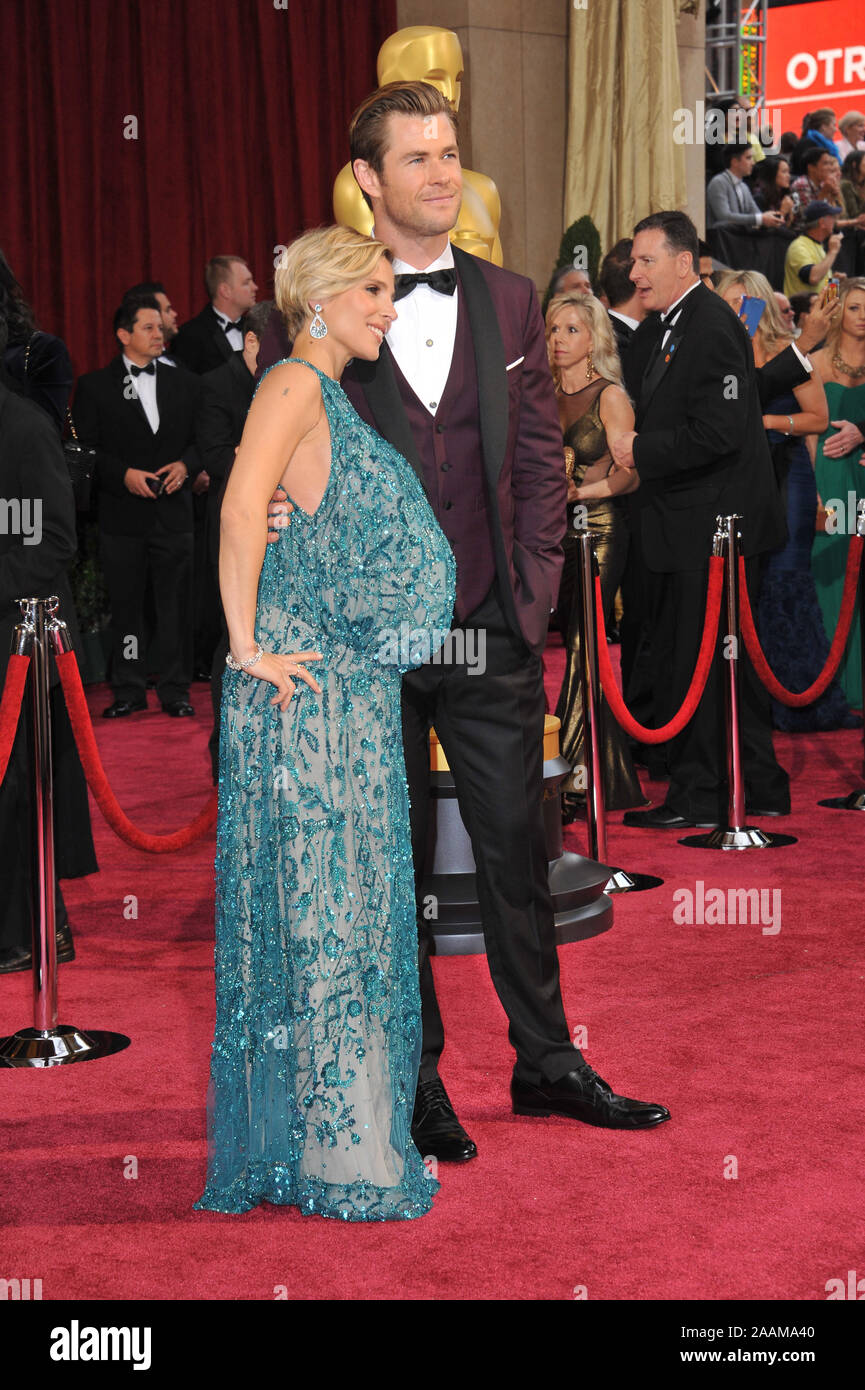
[
  {"xmin": 819, "ymin": 497, "xmax": 865, "ymax": 810},
  {"xmin": 575, "ymin": 532, "xmax": 661, "ymax": 892},
  {"xmin": 0, "ymin": 596, "xmax": 130, "ymax": 1067},
  {"xmin": 682, "ymin": 516, "xmax": 796, "ymax": 851}
]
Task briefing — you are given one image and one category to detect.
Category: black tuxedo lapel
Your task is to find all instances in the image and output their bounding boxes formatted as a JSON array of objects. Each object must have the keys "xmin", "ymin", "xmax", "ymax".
[
  {"xmin": 206, "ymin": 305, "xmax": 234, "ymax": 363},
  {"xmin": 351, "ymin": 348, "xmax": 425, "ymax": 485},
  {"xmin": 638, "ymin": 285, "xmax": 703, "ymax": 413},
  {"xmin": 452, "ymin": 246, "xmax": 508, "ymax": 490}
]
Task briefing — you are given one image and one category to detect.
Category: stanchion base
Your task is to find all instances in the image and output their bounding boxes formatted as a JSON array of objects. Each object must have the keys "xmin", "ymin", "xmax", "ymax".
[
  {"xmin": 0, "ymin": 1025, "xmax": 131, "ymax": 1068},
  {"xmin": 678, "ymin": 826, "xmax": 798, "ymax": 851},
  {"xmin": 605, "ymin": 869, "xmax": 665, "ymax": 894},
  {"xmin": 818, "ymin": 791, "xmax": 865, "ymax": 811}
]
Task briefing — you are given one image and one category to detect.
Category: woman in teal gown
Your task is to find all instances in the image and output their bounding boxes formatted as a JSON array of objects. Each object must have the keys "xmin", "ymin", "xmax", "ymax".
[
  {"xmin": 194, "ymin": 227, "xmax": 455, "ymax": 1221},
  {"xmin": 811, "ymin": 279, "xmax": 865, "ymax": 709}
]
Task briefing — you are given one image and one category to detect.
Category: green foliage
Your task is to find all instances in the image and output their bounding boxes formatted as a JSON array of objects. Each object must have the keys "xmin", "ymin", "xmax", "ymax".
[
  {"xmin": 68, "ymin": 521, "xmax": 109, "ymax": 634},
  {"xmin": 542, "ymin": 215, "xmax": 603, "ymax": 314}
]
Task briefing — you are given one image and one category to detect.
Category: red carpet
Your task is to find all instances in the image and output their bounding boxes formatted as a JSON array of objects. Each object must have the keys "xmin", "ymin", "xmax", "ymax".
[{"xmin": 2, "ymin": 652, "xmax": 864, "ymax": 1301}]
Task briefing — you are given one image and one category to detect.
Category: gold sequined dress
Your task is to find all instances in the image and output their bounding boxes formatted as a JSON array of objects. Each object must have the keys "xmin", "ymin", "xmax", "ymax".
[{"xmin": 554, "ymin": 379, "xmax": 645, "ymax": 810}]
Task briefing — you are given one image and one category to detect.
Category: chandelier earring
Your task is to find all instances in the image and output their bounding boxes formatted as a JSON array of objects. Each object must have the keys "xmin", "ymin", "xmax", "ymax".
[
  {"xmin": 585, "ymin": 350, "xmax": 594, "ymax": 380},
  {"xmin": 309, "ymin": 304, "xmax": 328, "ymax": 340}
]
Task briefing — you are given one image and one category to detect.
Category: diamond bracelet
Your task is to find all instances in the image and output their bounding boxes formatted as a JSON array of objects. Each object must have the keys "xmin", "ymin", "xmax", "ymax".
[{"xmin": 225, "ymin": 643, "xmax": 264, "ymax": 672}]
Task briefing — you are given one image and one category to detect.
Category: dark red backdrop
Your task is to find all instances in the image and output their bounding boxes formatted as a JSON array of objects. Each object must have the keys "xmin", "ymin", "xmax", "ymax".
[{"xmin": 1, "ymin": 0, "xmax": 396, "ymax": 377}]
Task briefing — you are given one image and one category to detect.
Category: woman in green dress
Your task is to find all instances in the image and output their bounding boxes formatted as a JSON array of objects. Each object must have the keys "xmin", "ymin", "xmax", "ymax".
[{"xmin": 811, "ymin": 277, "xmax": 865, "ymax": 708}]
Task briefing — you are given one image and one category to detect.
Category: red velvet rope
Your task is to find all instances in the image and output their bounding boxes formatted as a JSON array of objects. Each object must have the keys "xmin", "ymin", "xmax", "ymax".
[
  {"xmin": 0, "ymin": 654, "xmax": 30, "ymax": 788},
  {"xmin": 595, "ymin": 555, "xmax": 725, "ymax": 745},
  {"xmin": 54, "ymin": 650, "xmax": 217, "ymax": 853},
  {"xmin": 738, "ymin": 536, "xmax": 863, "ymax": 707}
]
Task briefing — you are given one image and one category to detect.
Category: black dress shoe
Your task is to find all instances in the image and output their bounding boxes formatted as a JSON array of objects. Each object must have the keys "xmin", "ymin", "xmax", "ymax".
[
  {"xmin": 102, "ymin": 699, "xmax": 147, "ymax": 718},
  {"xmin": 747, "ymin": 807, "xmax": 789, "ymax": 818},
  {"xmin": 161, "ymin": 700, "xmax": 195, "ymax": 717},
  {"xmin": 411, "ymin": 1076, "xmax": 478, "ymax": 1163},
  {"xmin": 623, "ymin": 803, "xmax": 717, "ymax": 829},
  {"xmin": 0, "ymin": 923, "xmax": 76, "ymax": 975},
  {"xmin": 511, "ymin": 1063, "xmax": 670, "ymax": 1130}
]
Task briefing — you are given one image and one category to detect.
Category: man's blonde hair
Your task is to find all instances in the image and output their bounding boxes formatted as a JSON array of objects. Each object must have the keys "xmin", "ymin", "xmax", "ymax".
[{"xmin": 274, "ymin": 225, "xmax": 392, "ymax": 340}]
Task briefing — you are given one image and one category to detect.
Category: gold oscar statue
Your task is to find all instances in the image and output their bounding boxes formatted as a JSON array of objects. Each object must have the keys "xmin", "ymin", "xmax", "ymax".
[{"xmin": 332, "ymin": 24, "xmax": 503, "ymax": 265}]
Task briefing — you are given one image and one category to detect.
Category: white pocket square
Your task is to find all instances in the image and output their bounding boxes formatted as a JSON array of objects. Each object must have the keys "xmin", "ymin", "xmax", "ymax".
[{"xmin": 506, "ymin": 356, "xmax": 525, "ymax": 371}]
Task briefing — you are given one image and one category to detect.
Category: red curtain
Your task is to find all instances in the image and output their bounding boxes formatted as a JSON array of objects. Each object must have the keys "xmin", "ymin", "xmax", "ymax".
[{"xmin": 1, "ymin": 0, "xmax": 396, "ymax": 376}]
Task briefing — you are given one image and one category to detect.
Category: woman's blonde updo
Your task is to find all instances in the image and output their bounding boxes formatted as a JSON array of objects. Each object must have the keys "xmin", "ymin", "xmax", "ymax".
[{"xmin": 274, "ymin": 224, "xmax": 392, "ymax": 340}]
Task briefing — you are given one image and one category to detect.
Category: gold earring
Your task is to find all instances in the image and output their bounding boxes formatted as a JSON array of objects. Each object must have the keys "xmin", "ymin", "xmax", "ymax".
[{"xmin": 586, "ymin": 351, "xmax": 594, "ymax": 380}]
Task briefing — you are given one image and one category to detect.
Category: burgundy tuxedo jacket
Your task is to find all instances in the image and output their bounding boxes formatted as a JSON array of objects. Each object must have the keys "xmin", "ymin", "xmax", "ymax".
[{"xmin": 257, "ymin": 246, "xmax": 566, "ymax": 656}]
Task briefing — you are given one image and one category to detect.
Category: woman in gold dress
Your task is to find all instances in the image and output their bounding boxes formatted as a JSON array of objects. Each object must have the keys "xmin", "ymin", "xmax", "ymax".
[{"xmin": 546, "ymin": 293, "xmax": 646, "ymax": 817}]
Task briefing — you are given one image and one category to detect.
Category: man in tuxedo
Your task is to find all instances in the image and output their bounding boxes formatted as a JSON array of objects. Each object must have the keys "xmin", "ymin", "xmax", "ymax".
[
  {"xmin": 123, "ymin": 280, "xmax": 179, "ymax": 362},
  {"xmin": 613, "ymin": 211, "xmax": 790, "ymax": 829},
  {"xmin": 172, "ymin": 256, "xmax": 258, "ymax": 375},
  {"xmin": 74, "ymin": 293, "xmax": 204, "ymax": 718},
  {"xmin": 197, "ymin": 300, "xmax": 272, "ymax": 780},
  {"xmin": 599, "ymin": 238, "xmax": 645, "ymax": 356},
  {"xmin": 264, "ymin": 81, "xmax": 670, "ymax": 1157}
]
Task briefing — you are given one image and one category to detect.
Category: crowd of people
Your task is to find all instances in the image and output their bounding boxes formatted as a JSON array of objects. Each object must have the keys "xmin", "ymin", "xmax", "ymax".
[
  {"xmin": 703, "ymin": 104, "xmax": 865, "ymax": 295},
  {"xmin": 543, "ymin": 251, "xmax": 865, "ymax": 815},
  {"xmin": 2, "ymin": 77, "xmax": 865, "ymax": 1223}
]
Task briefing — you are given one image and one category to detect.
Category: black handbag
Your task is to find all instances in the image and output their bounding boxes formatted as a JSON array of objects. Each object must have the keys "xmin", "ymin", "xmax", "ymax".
[
  {"xmin": 24, "ymin": 334, "xmax": 95, "ymax": 510},
  {"xmin": 62, "ymin": 412, "xmax": 96, "ymax": 512}
]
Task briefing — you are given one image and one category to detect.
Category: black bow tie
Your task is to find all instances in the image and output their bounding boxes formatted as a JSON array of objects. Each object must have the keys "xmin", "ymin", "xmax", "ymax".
[
  {"xmin": 223, "ymin": 319, "xmax": 243, "ymax": 334},
  {"xmin": 393, "ymin": 269, "xmax": 457, "ymax": 302},
  {"xmin": 129, "ymin": 362, "xmax": 155, "ymax": 377}
]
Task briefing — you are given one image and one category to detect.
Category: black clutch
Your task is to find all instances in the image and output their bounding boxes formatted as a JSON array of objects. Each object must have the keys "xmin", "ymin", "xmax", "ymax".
[{"xmin": 63, "ymin": 413, "xmax": 96, "ymax": 511}]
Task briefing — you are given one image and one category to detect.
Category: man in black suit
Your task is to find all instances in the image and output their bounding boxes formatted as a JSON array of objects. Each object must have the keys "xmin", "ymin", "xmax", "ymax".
[
  {"xmin": 172, "ymin": 256, "xmax": 258, "ymax": 375},
  {"xmin": 0, "ymin": 318, "xmax": 96, "ymax": 972},
  {"xmin": 197, "ymin": 300, "xmax": 272, "ymax": 780},
  {"xmin": 613, "ymin": 211, "xmax": 790, "ymax": 828},
  {"xmin": 599, "ymin": 238, "xmax": 645, "ymax": 357},
  {"xmin": 74, "ymin": 294, "xmax": 204, "ymax": 718}
]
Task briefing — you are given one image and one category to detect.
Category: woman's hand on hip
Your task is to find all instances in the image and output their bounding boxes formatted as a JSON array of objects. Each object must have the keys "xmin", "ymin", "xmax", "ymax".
[{"xmin": 250, "ymin": 650, "xmax": 323, "ymax": 711}]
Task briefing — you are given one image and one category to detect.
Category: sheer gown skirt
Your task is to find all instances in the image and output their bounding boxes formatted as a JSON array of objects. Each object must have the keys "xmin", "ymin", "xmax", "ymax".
[{"xmin": 193, "ymin": 623, "xmax": 436, "ymax": 1221}]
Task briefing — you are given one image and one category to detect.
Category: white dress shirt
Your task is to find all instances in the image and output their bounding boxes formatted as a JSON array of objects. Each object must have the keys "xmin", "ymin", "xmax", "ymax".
[
  {"xmin": 384, "ymin": 241, "xmax": 458, "ymax": 415},
  {"xmin": 122, "ymin": 354, "xmax": 159, "ymax": 433},
  {"xmin": 213, "ymin": 307, "xmax": 244, "ymax": 352},
  {"xmin": 609, "ymin": 309, "xmax": 640, "ymax": 332},
  {"xmin": 659, "ymin": 278, "xmax": 701, "ymax": 349},
  {"xmin": 728, "ymin": 170, "xmax": 762, "ymax": 227}
]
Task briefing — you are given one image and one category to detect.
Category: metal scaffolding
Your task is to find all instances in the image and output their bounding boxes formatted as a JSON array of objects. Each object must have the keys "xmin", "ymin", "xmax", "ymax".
[{"xmin": 705, "ymin": 0, "xmax": 768, "ymax": 106}]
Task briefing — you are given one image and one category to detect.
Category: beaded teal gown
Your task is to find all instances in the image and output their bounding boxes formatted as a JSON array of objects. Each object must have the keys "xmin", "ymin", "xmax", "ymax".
[{"xmin": 194, "ymin": 359, "xmax": 455, "ymax": 1221}]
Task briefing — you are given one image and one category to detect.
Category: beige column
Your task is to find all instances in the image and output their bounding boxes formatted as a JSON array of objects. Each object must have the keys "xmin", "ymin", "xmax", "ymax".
[{"xmin": 676, "ymin": 2, "xmax": 707, "ymax": 236}]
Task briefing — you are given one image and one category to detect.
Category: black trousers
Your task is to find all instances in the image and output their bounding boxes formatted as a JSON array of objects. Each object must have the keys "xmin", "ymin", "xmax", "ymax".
[
  {"xmin": 400, "ymin": 585, "xmax": 579, "ymax": 1087},
  {"xmin": 651, "ymin": 557, "xmax": 790, "ymax": 822},
  {"xmin": 100, "ymin": 522, "xmax": 193, "ymax": 705}
]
